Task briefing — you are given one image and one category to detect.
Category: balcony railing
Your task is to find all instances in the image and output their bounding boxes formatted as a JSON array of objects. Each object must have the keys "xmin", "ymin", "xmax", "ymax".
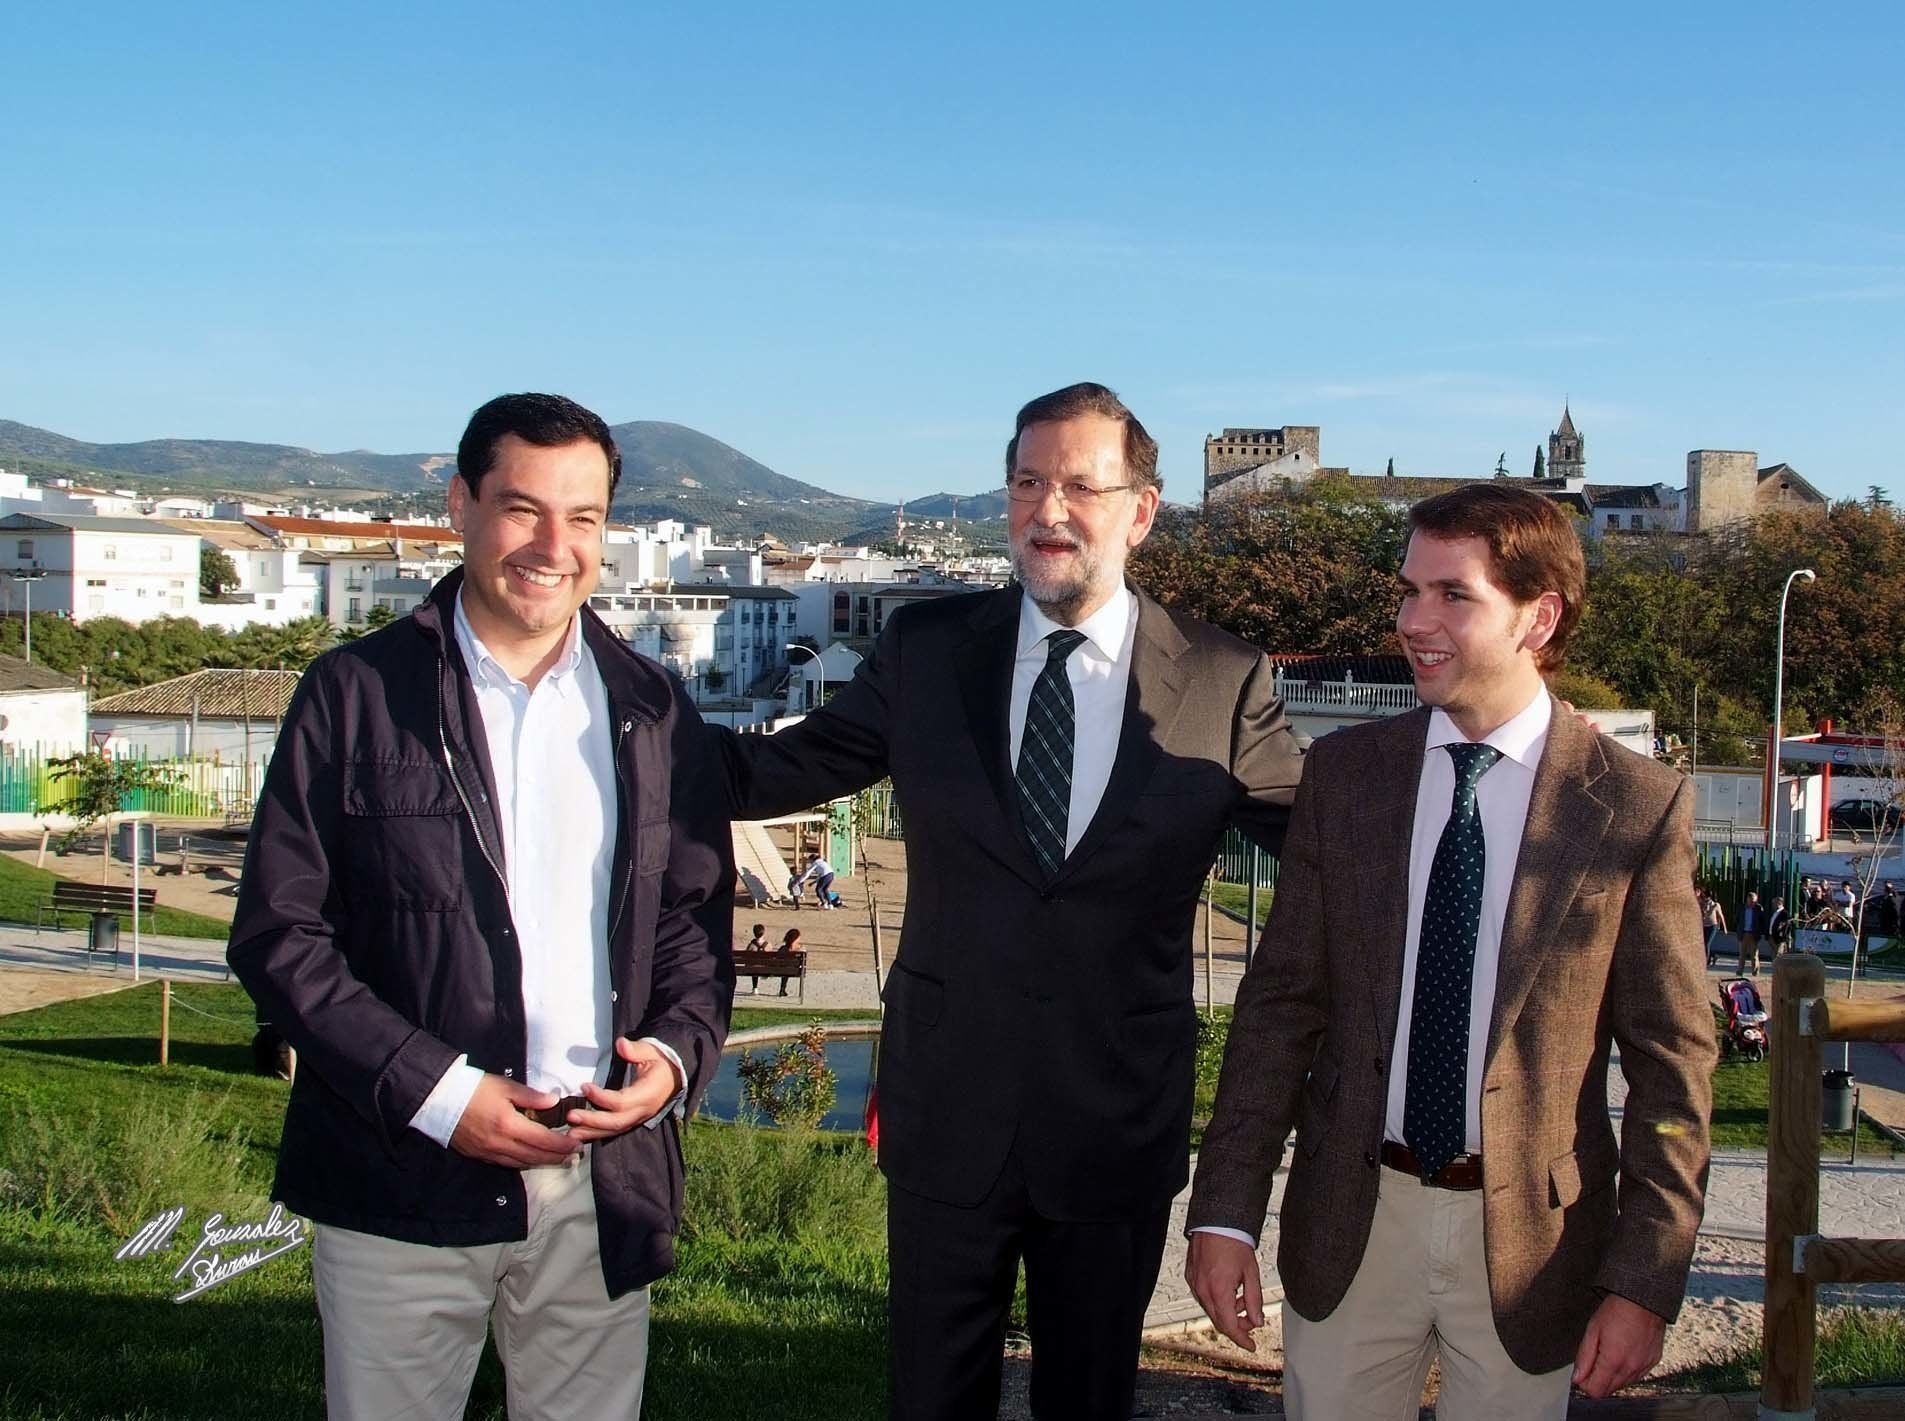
[{"xmin": 1272, "ymin": 675, "xmax": 1418, "ymax": 716}]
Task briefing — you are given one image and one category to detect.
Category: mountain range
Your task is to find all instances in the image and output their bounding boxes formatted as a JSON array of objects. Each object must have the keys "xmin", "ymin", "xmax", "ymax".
[{"xmin": 0, "ymin": 418, "xmax": 1009, "ymax": 548}]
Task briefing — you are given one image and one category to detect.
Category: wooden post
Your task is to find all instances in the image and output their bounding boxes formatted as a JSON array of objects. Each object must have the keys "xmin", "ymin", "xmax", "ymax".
[
  {"xmin": 159, "ymin": 979, "xmax": 171, "ymax": 1067},
  {"xmin": 1203, "ymin": 869, "xmax": 1215, "ymax": 1014},
  {"xmin": 1245, "ymin": 846, "xmax": 1260, "ymax": 973},
  {"xmin": 1763, "ymin": 951, "xmax": 1826, "ymax": 1418},
  {"xmin": 870, "ymin": 898, "xmax": 885, "ymax": 1015}
]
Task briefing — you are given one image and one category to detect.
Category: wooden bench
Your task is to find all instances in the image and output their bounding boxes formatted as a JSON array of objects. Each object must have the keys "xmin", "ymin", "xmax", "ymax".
[
  {"xmin": 733, "ymin": 948, "xmax": 807, "ymax": 1001},
  {"xmin": 37, "ymin": 881, "xmax": 160, "ymax": 933},
  {"xmin": 173, "ymin": 834, "xmax": 249, "ymax": 877}
]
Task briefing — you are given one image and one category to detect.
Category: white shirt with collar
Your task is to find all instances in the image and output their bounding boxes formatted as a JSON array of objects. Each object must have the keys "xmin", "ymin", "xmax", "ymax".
[
  {"xmin": 1383, "ymin": 687, "xmax": 1553, "ymax": 1153},
  {"xmin": 1007, "ymin": 581, "xmax": 1138, "ymax": 857},
  {"xmin": 1196, "ymin": 686, "xmax": 1552, "ymax": 1249},
  {"xmin": 408, "ymin": 596, "xmax": 682, "ymax": 1147}
]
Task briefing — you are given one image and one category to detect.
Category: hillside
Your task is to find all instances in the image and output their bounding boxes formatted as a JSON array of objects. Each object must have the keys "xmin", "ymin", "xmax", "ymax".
[{"xmin": 0, "ymin": 417, "xmax": 1006, "ymax": 547}]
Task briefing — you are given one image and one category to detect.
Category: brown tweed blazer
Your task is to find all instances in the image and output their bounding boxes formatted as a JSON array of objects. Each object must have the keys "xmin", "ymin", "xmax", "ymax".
[{"xmin": 1186, "ymin": 704, "xmax": 1716, "ymax": 1375}]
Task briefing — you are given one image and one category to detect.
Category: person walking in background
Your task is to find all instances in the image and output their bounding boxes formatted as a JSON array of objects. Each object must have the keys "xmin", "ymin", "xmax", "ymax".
[
  {"xmin": 1737, "ymin": 891, "xmax": 1767, "ymax": 975},
  {"xmin": 1768, "ymin": 897, "xmax": 1792, "ymax": 956},
  {"xmin": 1700, "ymin": 888, "xmax": 1727, "ymax": 969}
]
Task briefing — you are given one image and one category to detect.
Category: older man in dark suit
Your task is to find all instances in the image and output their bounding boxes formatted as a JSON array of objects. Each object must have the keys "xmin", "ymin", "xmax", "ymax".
[
  {"xmin": 713, "ymin": 383, "xmax": 1304, "ymax": 1420},
  {"xmin": 1187, "ymin": 484, "xmax": 1715, "ymax": 1419}
]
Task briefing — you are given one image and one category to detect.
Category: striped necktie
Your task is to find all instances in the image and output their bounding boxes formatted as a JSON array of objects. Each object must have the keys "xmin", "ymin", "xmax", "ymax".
[{"xmin": 1016, "ymin": 629, "xmax": 1088, "ymax": 878}]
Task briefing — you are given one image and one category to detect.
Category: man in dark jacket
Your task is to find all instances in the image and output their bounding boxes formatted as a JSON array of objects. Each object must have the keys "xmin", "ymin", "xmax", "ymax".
[{"xmin": 229, "ymin": 393, "xmax": 734, "ymax": 1420}]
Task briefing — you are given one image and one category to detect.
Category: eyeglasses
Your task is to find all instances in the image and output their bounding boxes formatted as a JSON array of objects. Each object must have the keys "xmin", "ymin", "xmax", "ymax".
[{"xmin": 1003, "ymin": 474, "xmax": 1135, "ymax": 506}]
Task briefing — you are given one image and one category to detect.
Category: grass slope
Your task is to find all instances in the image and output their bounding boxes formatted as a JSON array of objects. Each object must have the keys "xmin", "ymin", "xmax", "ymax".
[{"xmin": 0, "ymin": 989, "xmax": 887, "ymax": 1419}]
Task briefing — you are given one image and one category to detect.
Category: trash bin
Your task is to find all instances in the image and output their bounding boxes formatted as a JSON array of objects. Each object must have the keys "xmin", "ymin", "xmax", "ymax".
[
  {"xmin": 1823, "ymin": 1068, "xmax": 1858, "ymax": 1132},
  {"xmin": 113, "ymin": 820, "xmax": 158, "ymax": 865},
  {"xmin": 87, "ymin": 910, "xmax": 119, "ymax": 963}
]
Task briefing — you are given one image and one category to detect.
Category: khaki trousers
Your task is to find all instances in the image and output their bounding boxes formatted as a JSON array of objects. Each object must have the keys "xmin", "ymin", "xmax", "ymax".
[
  {"xmin": 1282, "ymin": 1166, "xmax": 1572, "ymax": 1421},
  {"xmin": 312, "ymin": 1153, "xmax": 650, "ymax": 1421}
]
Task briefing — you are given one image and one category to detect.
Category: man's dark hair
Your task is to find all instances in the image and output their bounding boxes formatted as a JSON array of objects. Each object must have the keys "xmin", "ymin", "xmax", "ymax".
[
  {"xmin": 456, "ymin": 393, "xmax": 622, "ymax": 497},
  {"xmin": 1407, "ymin": 483, "xmax": 1586, "ymax": 672},
  {"xmin": 1004, "ymin": 382, "xmax": 1161, "ymax": 492}
]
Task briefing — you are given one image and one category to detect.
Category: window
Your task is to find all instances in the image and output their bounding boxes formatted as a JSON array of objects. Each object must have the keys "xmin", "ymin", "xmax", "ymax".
[
  {"xmin": 1630, "ymin": 514, "xmax": 1644, "ymax": 530},
  {"xmin": 1605, "ymin": 514, "xmax": 1619, "ymax": 527},
  {"xmin": 832, "ymin": 590, "xmax": 850, "ymax": 635},
  {"xmin": 170, "ymin": 596, "xmax": 183, "ymax": 609},
  {"xmin": 89, "ymin": 595, "xmax": 104, "ymax": 612},
  {"xmin": 265, "ymin": 598, "xmax": 277, "ymax": 611},
  {"xmin": 15, "ymin": 540, "xmax": 31, "ymax": 558},
  {"xmin": 160, "ymin": 546, "xmax": 173, "ymax": 562},
  {"xmin": 103, "ymin": 546, "xmax": 117, "ymax": 560},
  {"xmin": 86, "ymin": 578, "xmax": 106, "ymax": 588}
]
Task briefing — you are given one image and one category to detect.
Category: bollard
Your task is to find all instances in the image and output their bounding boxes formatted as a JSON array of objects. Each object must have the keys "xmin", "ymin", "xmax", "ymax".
[{"xmin": 159, "ymin": 979, "xmax": 171, "ymax": 1067}]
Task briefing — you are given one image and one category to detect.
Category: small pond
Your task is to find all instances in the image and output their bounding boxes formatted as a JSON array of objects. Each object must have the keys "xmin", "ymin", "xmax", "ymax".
[{"xmin": 697, "ymin": 1036, "xmax": 880, "ymax": 1133}]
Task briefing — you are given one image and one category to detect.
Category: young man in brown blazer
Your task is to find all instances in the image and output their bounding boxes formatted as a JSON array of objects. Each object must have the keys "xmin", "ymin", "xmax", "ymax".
[{"xmin": 1186, "ymin": 484, "xmax": 1715, "ymax": 1419}]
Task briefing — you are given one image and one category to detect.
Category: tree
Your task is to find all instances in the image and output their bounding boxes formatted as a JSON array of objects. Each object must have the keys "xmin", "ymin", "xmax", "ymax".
[
  {"xmin": 333, "ymin": 605, "xmax": 397, "ymax": 645},
  {"xmin": 735, "ymin": 1021, "xmax": 837, "ymax": 1128},
  {"xmin": 1533, "ymin": 446, "xmax": 1546, "ymax": 478},
  {"xmin": 1384, "ymin": 457, "xmax": 1395, "ymax": 478},
  {"xmin": 1869, "ymin": 486, "xmax": 1893, "ymax": 511},
  {"xmin": 42, "ymin": 752, "xmax": 182, "ymax": 868},
  {"xmin": 200, "ymin": 547, "xmax": 239, "ymax": 598},
  {"xmin": 1494, "ymin": 451, "xmax": 1509, "ymax": 479}
]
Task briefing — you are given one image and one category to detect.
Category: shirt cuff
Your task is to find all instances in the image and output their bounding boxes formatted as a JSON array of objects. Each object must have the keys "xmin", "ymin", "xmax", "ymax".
[
  {"xmin": 638, "ymin": 1036, "xmax": 688, "ymax": 1130},
  {"xmin": 408, "ymin": 1055, "xmax": 485, "ymax": 1147},
  {"xmin": 1191, "ymin": 1225, "xmax": 1260, "ymax": 1249}
]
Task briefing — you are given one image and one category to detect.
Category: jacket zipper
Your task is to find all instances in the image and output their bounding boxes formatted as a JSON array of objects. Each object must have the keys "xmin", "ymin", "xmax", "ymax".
[
  {"xmin": 436, "ymin": 650, "xmax": 510, "ymax": 902},
  {"xmin": 607, "ymin": 715, "xmax": 635, "ymax": 947}
]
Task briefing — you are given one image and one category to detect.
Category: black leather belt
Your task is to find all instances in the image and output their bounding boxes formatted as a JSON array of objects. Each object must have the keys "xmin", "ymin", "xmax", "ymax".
[{"xmin": 1381, "ymin": 1140, "xmax": 1485, "ymax": 1190}]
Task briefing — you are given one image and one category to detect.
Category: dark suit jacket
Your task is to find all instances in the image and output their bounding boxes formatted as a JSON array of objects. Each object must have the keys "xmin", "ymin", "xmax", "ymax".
[
  {"xmin": 713, "ymin": 583, "xmax": 1303, "ymax": 1219},
  {"xmin": 1187, "ymin": 705, "xmax": 1715, "ymax": 1374}
]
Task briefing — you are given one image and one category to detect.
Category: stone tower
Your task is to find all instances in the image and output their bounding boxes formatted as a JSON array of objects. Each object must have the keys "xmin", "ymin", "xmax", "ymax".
[
  {"xmin": 1686, "ymin": 450, "xmax": 1758, "ymax": 535},
  {"xmin": 1548, "ymin": 406, "xmax": 1585, "ymax": 481}
]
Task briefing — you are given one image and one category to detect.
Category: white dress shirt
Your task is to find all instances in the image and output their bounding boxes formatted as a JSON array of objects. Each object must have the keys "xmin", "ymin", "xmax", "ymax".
[
  {"xmin": 1196, "ymin": 686, "xmax": 1552, "ymax": 1248},
  {"xmin": 409, "ymin": 597, "xmax": 681, "ymax": 1146},
  {"xmin": 1383, "ymin": 689, "xmax": 1552, "ymax": 1152},
  {"xmin": 1007, "ymin": 582, "xmax": 1138, "ymax": 856}
]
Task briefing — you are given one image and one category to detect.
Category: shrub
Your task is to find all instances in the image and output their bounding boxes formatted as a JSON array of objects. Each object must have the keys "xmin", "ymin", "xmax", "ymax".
[
  {"xmin": 735, "ymin": 1021, "xmax": 837, "ymax": 1129},
  {"xmin": 679, "ymin": 1121, "xmax": 883, "ymax": 1250}
]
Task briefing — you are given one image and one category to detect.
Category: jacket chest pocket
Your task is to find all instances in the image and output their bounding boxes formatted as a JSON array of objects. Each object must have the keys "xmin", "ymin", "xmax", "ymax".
[{"xmin": 342, "ymin": 759, "xmax": 469, "ymax": 911}]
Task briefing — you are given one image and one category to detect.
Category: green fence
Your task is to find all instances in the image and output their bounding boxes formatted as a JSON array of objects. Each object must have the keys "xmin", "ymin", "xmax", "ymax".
[
  {"xmin": 0, "ymin": 748, "xmax": 254, "ymax": 820},
  {"xmin": 1696, "ymin": 841, "xmax": 1804, "ymax": 924}
]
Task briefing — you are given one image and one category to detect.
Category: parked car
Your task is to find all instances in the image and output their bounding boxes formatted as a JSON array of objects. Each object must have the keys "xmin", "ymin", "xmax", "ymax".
[{"xmin": 1828, "ymin": 798, "xmax": 1903, "ymax": 836}]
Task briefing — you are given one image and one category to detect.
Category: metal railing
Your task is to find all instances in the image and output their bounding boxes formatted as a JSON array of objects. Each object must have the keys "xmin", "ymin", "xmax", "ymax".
[
  {"xmin": 1271, "ymin": 675, "xmax": 1418, "ymax": 716},
  {"xmin": 1762, "ymin": 952, "xmax": 1905, "ymax": 1417}
]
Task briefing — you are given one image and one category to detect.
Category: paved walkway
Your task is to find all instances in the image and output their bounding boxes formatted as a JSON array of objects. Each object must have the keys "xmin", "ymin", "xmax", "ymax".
[{"xmin": 1143, "ymin": 1045, "xmax": 1905, "ymax": 1335}]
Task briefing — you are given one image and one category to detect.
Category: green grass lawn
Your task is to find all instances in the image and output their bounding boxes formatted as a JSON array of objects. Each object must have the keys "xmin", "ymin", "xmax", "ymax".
[
  {"xmin": 1662, "ymin": 1307, "xmax": 1905, "ymax": 1393},
  {"xmin": 1209, "ymin": 882, "xmax": 1272, "ymax": 928},
  {"xmin": 1710, "ymin": 1056, "xmax": 1896, "ymax": 1155},
  {"xmin": 0, "ymin": 853, "xmax": 232, "ymax": 941},
  {"xmin": 0, "ymin": 984, "xmax": 889, "ymax": 1420}
]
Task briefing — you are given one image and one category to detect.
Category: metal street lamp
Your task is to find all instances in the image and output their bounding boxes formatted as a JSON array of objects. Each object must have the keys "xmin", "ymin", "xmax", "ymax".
[
  {"xmin": 5, "ymin": 564, "xmax": 48, "ymax": 663},
  {"xmin": 1771, "ymin": 567, "xmax": 1817, "ymax": 855},
  {"xmin": 784, "ymin": 643, "xmax": 822, "ymax": 713}
]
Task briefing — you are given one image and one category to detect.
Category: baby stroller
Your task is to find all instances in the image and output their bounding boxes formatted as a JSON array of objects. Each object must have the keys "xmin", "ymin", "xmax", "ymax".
[{"xmin": 1720, "ymin": 977, "xmax": 1769, "ymax": 1062}]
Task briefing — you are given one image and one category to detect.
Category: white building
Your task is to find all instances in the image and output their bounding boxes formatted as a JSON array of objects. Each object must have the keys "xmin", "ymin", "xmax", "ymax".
[
  {"xmin": 87, "ymin": 668, "xmax": 299, "ymax": 782},
  {"xmin": 0, "ymin": 655, "xmax": 86, "ymax": 755},
  {"xmin": 159, "ymin": 519, "xmax": 326, "ymax": 629},
  {"xmin": 0, "ymin": 513, "xmax": 204, "ymax": 622},
  {"xmin": 242, "ymin": 516, "xmax": 464, "ymax": 629}
]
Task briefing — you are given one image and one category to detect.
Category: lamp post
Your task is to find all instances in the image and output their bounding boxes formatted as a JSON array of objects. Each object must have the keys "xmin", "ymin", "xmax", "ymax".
[
  {"xmin": 6, "ymin": 564, "xmax": 48, "ymax": 663},
  {"xmin": 784, "ymin": 643, "xmax": 822, "ymax": 713},
  {"xmin": 1771, "ymin": 568, "xmax": 1817, "ymax": 855}
]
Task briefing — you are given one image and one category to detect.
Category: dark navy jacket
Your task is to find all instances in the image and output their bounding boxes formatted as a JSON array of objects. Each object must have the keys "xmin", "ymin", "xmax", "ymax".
[{"xmin": 228, "ymin": 570, "xmax": 734, "ymax": 1296}]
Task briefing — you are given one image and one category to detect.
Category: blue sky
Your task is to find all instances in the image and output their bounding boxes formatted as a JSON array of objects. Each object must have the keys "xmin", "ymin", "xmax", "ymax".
[{"xmin": 3, "ymin": 3, "xmax": 1899, "ymax": 503}]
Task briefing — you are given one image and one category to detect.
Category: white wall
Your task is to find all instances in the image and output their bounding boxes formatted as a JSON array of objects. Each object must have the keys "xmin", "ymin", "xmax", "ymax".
[{"xmin": 0, "ymin": 688, "xmax": 87, "ymax": 754}]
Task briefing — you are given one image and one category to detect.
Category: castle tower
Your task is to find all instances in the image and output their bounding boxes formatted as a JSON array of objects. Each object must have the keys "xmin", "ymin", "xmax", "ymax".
[
  {"xmin": 1548, "ymin": 405, "xmax": 1585, "ymax": 481},
  {"xmin": 1686, "ymin": 450, "xmax": 1758, "ymax": 535}
]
